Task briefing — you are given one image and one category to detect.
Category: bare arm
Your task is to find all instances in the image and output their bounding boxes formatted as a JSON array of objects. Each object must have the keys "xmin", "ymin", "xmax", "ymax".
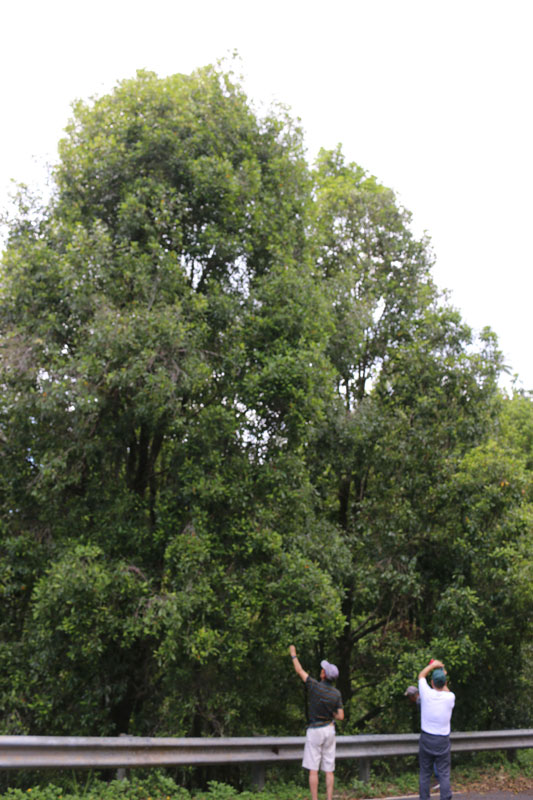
[
  {"xmin": 418, "ymin": 659, "xmax": 444, "ymax": 681},
  {"xmin": 333, "ymin": 707, "xmax": 344, "ymax": 721},
  {"xmin": 289, "ymin": 644, "xmax": 309, "ymax": 683}
]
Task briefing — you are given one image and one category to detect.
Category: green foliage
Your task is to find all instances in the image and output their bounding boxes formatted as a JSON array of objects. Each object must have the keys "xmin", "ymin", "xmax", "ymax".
[{"xmin": 0, "ymin": 773, "xmax": 191, "ymax": 800}]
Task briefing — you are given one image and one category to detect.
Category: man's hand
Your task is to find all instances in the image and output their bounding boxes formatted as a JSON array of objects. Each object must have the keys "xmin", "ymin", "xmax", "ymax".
[
  {"xmin": 289, "ymin": 644, "xmax": 308, "ymax": 683},
  {"xmin": 418, "ymin": 658, "xmax": 445, "ymax": 681}
]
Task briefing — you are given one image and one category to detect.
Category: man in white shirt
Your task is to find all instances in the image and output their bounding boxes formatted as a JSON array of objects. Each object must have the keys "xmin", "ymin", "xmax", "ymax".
[{"xmin": 418, "ymin": 659, "xmax": 455, "ymax": 800}]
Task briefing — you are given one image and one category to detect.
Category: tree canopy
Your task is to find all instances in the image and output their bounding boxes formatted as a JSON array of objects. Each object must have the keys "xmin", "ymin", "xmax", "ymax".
[{"xmin": 1, "ymin": 64, "xmax": 532, "ymax": 742}]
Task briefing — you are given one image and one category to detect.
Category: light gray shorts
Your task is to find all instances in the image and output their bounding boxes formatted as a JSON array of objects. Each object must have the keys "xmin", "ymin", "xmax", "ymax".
[{"xmin": 302, "ymin": 723, "xmax": 336, "ymax": 772}]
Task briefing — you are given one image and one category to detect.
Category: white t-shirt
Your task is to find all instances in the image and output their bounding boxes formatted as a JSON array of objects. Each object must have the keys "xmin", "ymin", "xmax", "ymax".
[{"xmin": 418, "ymin": 676, "xmax": 455, "ymax": 735}]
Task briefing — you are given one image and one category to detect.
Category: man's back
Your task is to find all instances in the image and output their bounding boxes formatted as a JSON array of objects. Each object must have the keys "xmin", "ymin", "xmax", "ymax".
[
  {"xmin": 306, "ymin": 676, "xmax": 343, "ymax": 727},
  {"xmin": 418, "ymin": 676, "xmax": 455, "ymax": 735}
]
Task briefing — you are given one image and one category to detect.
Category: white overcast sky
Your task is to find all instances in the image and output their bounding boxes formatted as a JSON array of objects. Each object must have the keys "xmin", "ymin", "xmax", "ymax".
[{"xmin": 2, "ymin": 0, "xmax": 532, "ymax": 390}]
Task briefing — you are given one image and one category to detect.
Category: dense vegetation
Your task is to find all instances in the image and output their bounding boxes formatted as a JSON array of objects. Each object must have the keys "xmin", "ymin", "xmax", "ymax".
[{"xmin": 1, "ymin": 64, "xmax": 532, "ymax": 748}]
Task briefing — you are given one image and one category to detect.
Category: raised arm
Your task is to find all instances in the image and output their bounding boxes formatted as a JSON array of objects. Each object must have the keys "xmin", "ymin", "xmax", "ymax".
[
  {"xmin": 418, "ymin": 659, "xmax": 444, "ymax": 681},
  {"xmin": 289, "ymin": 644, "xmax": 309, "ymax": 683}
]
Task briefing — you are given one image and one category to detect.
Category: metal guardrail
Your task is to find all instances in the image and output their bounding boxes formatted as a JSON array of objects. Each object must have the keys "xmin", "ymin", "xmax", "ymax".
[{"xmin": 1, "ymin": 730, "xmax": 532, "ymax": 785}]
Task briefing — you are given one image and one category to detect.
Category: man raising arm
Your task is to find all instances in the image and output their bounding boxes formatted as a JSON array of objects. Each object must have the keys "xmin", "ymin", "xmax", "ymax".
[
  {"xmin": 289, "ymin": 645, "xmax": 344, "ymax": 800},
  {"xmin": 417, "ymin": 659, "xmax": 455, "ymax": 800}
]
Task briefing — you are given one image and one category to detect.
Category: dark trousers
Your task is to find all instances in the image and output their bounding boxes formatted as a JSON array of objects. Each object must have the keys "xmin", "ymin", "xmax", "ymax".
[{"xmin": 419, "ymin": 730, "xmax": 451, "ymax": 800}]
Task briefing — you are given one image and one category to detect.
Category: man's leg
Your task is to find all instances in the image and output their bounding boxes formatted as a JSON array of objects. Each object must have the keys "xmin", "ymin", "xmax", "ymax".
[
  {"xmin": 433, "ymin": 746, "xmax": 451, "ymax": 800},
  {"xmin": 419, "ymin": 736, "xmax": 434, "ymax": 800},
  {"xmin": 325, "ymin": 770, "xmax": 334, "ymax": 800},
  {"xmin": 308, "ymin": 769, "xmax": 319, "ymax": 800},
  {"xmin": 303, "ymin": 728, "xmax": 321, "ymax": 800}
]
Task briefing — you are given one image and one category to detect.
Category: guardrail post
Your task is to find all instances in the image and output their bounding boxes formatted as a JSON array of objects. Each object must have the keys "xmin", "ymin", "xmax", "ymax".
[
  {"xmin": 116, "ymin": 733, "xmax": 128, "ymax": 781},
  {"xmin": 251, "ymin": 764, "xmax": 265, "ymax": 790},
  {"xmin": 358, "ymin": 757, "xmax": 370, "ymax": 783}
]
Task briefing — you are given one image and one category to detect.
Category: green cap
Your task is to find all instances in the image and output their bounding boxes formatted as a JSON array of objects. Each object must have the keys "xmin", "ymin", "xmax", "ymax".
[{"xmin": 432, "ymin": 668, "xmax": 446, "ymax": 687}]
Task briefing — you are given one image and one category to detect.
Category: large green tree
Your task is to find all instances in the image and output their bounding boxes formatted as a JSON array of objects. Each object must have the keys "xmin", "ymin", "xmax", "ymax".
[{"xmin": 0, "ymin": 66, "xmax": 342, "ymax": 737}]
